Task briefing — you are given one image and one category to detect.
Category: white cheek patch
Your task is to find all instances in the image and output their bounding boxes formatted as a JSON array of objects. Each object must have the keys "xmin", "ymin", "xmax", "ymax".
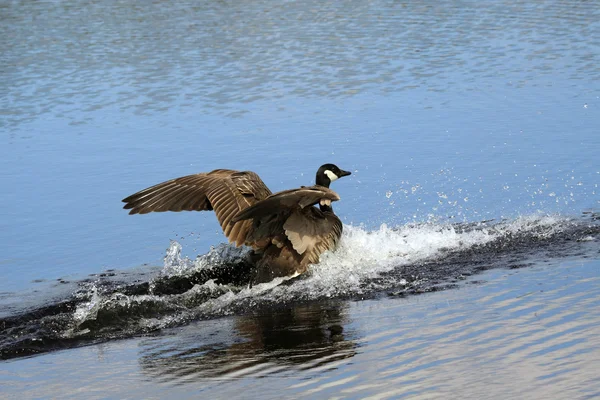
[
  {"xmin": 324, "ymin": 170, "xmax": 339, "ymax": 181},
  {"xmin": 320, "ymin": 199, "xmax": 332, "ymax": 207}
]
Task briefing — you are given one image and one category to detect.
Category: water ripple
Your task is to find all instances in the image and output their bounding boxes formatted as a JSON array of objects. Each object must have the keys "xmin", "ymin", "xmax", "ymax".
[{"xmin": 2, "ymin": 0, "xmax": 599, "ymax": 129}]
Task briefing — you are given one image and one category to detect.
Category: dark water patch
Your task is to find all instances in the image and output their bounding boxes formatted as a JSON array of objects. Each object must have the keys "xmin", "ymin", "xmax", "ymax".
[
  {"xmin": 1, "ymin": 215, "xmax": 598, "ymax": 360},
  {"xmin": 3, "ymin": 259, "xmax": 598, "ymax": 398}
]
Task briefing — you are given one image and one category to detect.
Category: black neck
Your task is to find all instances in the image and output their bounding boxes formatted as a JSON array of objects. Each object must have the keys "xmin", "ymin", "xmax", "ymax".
[
  {"xmin": 319, "ymin": 203, "xmax": 333, "ymax": 213},
  {"xmin": 316, "ymin": 174, "xmax": 330, "ymax": 188},
  {"xmin": 316, "ymin": 171, "xmax": 332, "ymax": 211}
]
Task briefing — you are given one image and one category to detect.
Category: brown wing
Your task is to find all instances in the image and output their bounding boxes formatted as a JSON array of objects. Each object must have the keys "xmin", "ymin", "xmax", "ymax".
[
  {"xmin": 122, "ymin": 169, "xmax": 272, "ymax": 246},
  {"xmin": 230, "ymin": 185, "xmax": 342, "ymax": 261},
  {"xmin": 231, "ymin": 185, "xmax": 340, "ymax": 223},
  {"xmin": 283, "ymin": 208, "xmax": 343, "ymax": 265}
]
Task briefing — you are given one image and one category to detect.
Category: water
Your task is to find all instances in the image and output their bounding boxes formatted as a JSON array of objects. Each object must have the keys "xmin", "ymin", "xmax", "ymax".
[{"xmin": 1, "ymin": 0, "xmax": 599, "ymax": 398}]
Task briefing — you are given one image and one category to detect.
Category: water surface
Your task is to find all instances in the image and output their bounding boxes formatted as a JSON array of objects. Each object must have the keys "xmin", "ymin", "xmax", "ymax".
[{"xmin": 1, "ymin": 0, "xmax": 599, "ymax": 398}]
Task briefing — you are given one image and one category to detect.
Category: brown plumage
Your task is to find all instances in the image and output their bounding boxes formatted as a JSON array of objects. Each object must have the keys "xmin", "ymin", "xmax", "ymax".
[{"xmin": 122, "ymin": 164, "xmax": 351, "ymax": 283}]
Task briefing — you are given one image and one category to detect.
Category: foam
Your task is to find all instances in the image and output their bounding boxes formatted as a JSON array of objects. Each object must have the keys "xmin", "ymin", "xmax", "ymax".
[
  {"xmin": 158, "ymin": 214, "xmax": 574, "ymax": 302},
  {"xmin": 4, "ymin": 214, "xmax": 596, "ymax": 358}
]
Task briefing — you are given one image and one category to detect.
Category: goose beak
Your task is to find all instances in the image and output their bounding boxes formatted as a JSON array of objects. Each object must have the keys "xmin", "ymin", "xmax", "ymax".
[{"xmin": 339, "ymin": 169, "xmax": 352, "ymax": 177}]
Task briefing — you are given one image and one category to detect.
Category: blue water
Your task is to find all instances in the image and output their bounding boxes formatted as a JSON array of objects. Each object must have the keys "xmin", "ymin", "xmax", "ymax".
[
  {"xmin": 2, "ymin": 0, "xmax": 598, "ymax": 291},
  {"xmin": 3, "ymin": 261, "xmax": 599, "ymax": 399},
  {"xmin": 1, "ymin": 0, "xmax": 599, "ymax": 397}
]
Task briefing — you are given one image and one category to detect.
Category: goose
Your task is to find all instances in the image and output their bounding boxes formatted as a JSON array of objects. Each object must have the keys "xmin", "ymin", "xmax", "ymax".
[{"xmin": 122, "ymin": 164, "xmax": 351, "ymax": 283}]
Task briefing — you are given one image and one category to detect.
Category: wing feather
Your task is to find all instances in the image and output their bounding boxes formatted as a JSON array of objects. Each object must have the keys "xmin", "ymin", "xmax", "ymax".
[
  {"xmin": 231, "ymin": 185, "xmax": 340, "ymax": 223},
  {"xmin": 220, "ymin": 202, "xmax": 239, "ymax": 234},
  {"xmin": 228, "ymin": 185, "xmax": 343, "ymax": 261},
  {"xmin": 126, "ymin": 182, "xmax": 178, "ymax": 204},
  {"xmin": 228, "ymin": 221, "xmax": 243, "ymax": 244},
  {"xmin": 173, "ymin": 187, "xmax": 209, "ymax": 212},
  {"xmin": 135, "ymin": 186, "xmax": 191, "ymax": 214},
  {"xmin": 236, "ymin": 220, "xmax": 252, "ymax": 246},
  {"xmin": 283, "ymin": 208, "xmax": 343, "ymax": 265},
  {"xmin": 122, "ymin": 169, "xmax": 272, "ymax": 245},
  {"xmin": 148, "ymin": 186, "xmax": 198, "ymax": 212}
]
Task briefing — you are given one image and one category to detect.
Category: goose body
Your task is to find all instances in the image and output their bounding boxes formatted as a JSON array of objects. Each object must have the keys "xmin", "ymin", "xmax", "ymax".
[{"xmin": 122, "ymin": 164, "xmax": 351, "ymax": 283}]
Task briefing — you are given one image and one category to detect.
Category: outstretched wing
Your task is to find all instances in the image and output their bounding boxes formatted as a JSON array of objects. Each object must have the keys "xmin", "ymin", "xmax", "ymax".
[
  {"xmin": 122, "ymin": 169, "xmax": 272, "ymax": 246},
  {"xmin": 231, "ymin": 185, "xmax": 340, "ymax": 223}
]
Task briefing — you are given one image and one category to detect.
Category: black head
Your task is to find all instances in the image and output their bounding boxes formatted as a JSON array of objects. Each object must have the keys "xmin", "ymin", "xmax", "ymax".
[{"xmin": 315, "ymin": 163, "xmax": 351, "ymax": 188}]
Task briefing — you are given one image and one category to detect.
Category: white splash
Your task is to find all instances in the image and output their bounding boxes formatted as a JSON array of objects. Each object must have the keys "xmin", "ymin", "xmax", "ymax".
[
  {"xmin": 162, "ymin": 241, "xmax": 250, "ymax": 276},
  {"xmin": 73, "ymin": 285, "xmax": 101, "ymax": 324},
  {"xmin": 62, "ymin": 214, "xmax": 580, "ymax": 336},
  {"xmin": 304, "ymin": 214, "xmax": 564, "ymax": 293},
  {"xmin": 160, "ymin": 214, "xmax": 570, "ymax": 302}
]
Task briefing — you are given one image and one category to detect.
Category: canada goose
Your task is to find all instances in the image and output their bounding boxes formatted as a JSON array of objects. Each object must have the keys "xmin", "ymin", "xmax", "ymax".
[{"xmin": 122, "ymin": 164, "xmax": 351, "ymax": 283}]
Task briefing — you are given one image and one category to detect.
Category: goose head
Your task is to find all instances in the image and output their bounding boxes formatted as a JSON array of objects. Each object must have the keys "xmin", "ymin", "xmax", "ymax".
[{"xmin": 315, "ymin": 163, "xmax": 351, "ymax": 188}]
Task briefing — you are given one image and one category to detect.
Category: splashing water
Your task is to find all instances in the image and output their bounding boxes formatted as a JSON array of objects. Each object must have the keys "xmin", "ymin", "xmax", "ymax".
[{"xmin": 1, "ymin": 214, "xmax": 598, "ymax": 359}]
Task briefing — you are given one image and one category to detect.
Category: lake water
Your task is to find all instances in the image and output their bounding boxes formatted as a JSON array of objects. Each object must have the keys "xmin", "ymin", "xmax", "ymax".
[{"xmin": 1, "ymin": 0, "xmax": 599, "ymax": 398}]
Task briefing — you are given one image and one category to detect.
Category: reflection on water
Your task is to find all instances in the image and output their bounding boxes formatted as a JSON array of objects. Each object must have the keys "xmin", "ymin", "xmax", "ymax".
[
  {"xmin": 138, "ymin": 302, "xmax": 356, "ymax": 382},
  {"xmin": 2, "ymin": 259, "xmax": 598, "ymax": 399},
  {"xmin": 320, "ymin": 261, "xmax": 600, "ymax": 399}
]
